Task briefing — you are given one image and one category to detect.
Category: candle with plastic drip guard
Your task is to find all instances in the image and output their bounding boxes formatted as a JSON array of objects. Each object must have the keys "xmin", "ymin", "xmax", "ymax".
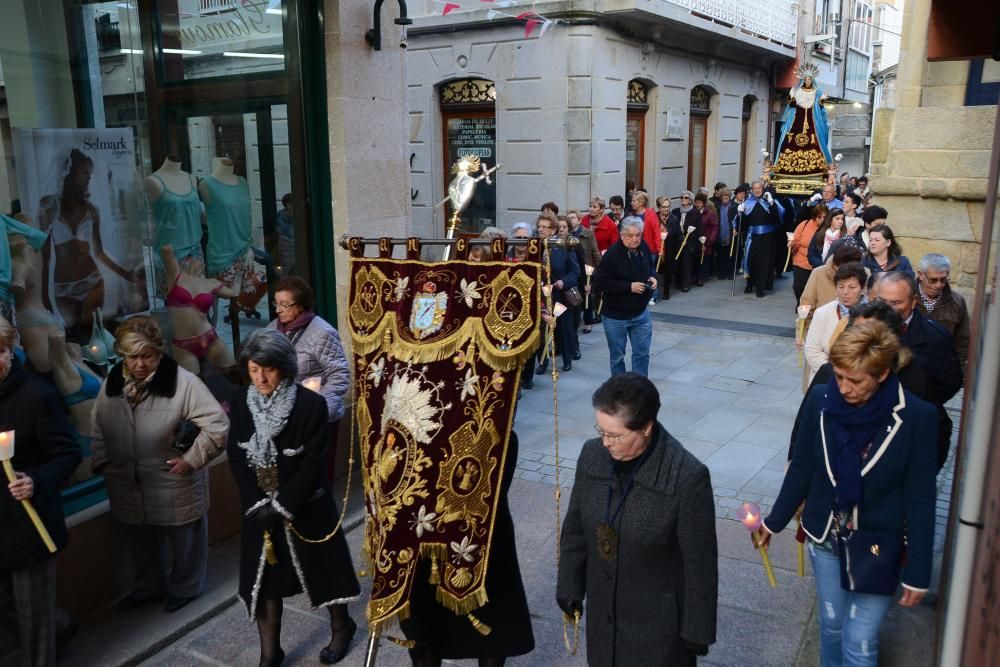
[
  {"xmin": 303, "ymin": 376, "xmax": 323, "ymax": 394},
  {"xmin": 737, "ymin": 501, "xmax": 777, "ymax": 588}
]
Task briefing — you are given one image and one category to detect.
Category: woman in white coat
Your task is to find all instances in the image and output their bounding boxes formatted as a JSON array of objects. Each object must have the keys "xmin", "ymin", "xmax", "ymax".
[{"xmin": 804, "ymin": 262, "xmax": 867, "ymax": 386}]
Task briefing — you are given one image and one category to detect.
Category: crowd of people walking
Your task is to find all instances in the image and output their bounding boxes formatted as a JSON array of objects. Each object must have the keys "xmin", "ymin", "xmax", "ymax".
[{"xmin": 0, "ymin": 170, "xmax": 973, "ymax": 667}]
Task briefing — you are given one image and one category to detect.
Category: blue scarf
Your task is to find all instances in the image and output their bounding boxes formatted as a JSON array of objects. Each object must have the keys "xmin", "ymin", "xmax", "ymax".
[{"xmin": 821, "ymin": 373, "xmax": 900, "ymax": 512}]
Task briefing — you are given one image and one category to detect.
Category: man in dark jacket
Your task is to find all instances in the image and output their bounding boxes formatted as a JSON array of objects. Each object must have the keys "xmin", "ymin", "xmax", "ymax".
[
  {"xmin": 0, "ymin": 318, "xmax": 81, "ymax": 667},
  {"xmin": 874, "ymin": 272, "xmax": 962, "ymax": 469},
  {"xmin": 916, "ymin": 253, "xmax": 970, "ymax": 366},
  {"xmin": 592, "ymin": 218, "xmax": 657, "ymax": 377}
]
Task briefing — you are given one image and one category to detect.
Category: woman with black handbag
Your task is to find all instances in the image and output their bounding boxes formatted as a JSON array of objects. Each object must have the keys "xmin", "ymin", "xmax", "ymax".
[{"xmin": 756, "ymin": 320, "xmax": 937, "ymax": 667}]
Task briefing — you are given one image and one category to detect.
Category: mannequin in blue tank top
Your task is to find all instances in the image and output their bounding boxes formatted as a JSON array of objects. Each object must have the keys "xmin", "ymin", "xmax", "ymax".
[
  {"xmin": 146, "ymin": 156, "xmax": 205, "ymax": 291},
  {"xmin": 198, "ymin": 159, "xmax": 258, "ymax": 295}
]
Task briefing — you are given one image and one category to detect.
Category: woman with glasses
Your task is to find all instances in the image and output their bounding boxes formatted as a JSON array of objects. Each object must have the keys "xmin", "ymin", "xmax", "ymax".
[
  {"xmin": 557, "ymin": 373, "xmax": 718, "ymax": 666},
  {"xmin": 267, "ymin": 277, "xmax": 350, "ymax": 484}
]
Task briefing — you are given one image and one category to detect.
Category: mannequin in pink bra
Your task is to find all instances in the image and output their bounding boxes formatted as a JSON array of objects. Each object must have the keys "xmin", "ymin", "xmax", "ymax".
[
  {"xmin": 37, "ymin": 149, "xmax": 138, "ymax": 338},
  {"xmin": 161, "ymin": 245, "xmax": 240, "ymax": 382}
]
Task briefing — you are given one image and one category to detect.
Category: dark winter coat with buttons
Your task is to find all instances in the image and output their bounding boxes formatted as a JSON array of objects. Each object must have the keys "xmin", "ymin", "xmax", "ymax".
[{"xmin": 557, "ymin": 423, "xmax": 718, "ymax": 665}]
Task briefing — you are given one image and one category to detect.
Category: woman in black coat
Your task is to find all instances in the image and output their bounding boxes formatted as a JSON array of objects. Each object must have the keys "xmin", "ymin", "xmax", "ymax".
[
  {"xmin": 557, "ymin": 373, "xmax": 718, "ymax": 666},
  {"xmin": 228, "ymin": 329, "xmax": 360, "ymax": 667},
  {"xmin": 0, "ymin": 317, "xmax": 81, "ymax": 667},
  {"xmin": 400, "ymin": 431, "xmax": 535, "ymax": 666},
  {"xmin": 528, "ymin": 212, "xmax": 579, "ymax": 374}
]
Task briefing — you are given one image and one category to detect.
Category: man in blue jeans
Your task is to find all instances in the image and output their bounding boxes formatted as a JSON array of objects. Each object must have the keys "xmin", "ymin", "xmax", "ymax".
[{"xmin": 592, "ymin": 217, "xmax": 656, "ymax": 376}]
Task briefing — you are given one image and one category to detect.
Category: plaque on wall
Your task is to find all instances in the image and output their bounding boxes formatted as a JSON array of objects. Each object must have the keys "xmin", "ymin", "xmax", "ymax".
[{"xmin": 666, "ymin": 108, "xmax": 684, "ymax": 140}]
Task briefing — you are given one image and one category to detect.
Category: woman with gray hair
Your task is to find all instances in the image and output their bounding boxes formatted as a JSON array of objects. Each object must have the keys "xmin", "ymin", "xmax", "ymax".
[
  {"xmin": 91, "ymin": 315, "xmax": 229, "ymax": 614},
  {"xmin": 228, "ymin": 329, "xmax": 360, "ymax": 667}
]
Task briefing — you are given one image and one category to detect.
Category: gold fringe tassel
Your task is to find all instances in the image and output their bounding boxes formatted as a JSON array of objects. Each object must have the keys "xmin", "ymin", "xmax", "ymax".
[
  {"xmin": 351, "ymin": 312, "xmax": 541, "ymax": 372},
  {"xmin": 429, "ymin": 555, "xmax": 440, "ymax": 585},
  {"xmin": 435, "ymin": 582, "xmax": 489, "ymax": 616},
  {"xmin": 386, "ymin": 636, "xmax": 417, "ymax": 649},
  {"xmin": 467, "ymin": 613, "xmax": 492, "ymax": 636},
  {"xmin": 263, "ymin": 530, "xmax": 278, "ymax": 565}
]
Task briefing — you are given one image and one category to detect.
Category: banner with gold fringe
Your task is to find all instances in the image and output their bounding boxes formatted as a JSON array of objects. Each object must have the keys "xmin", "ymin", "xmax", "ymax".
[{"xmin": 346, "ymin": 236, "xmax": 543, "ymax": 634}]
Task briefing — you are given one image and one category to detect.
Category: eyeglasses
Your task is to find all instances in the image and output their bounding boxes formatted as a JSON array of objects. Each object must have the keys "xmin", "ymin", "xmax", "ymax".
[
  {"xmin": 922, "ymin": 275, "xmax": 949, "ymax": 285},
  {"xmin": 593, "ymin": 424, "xmax": 632, "ymax": 443},
  {"xmin": 273, "ymin": 301, "xmax": 298, "ymax": 311}
]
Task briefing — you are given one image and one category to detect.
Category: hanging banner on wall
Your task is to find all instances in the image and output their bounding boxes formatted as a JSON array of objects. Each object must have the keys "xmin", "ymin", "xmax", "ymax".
[
  {"xmin": 12, "ymin": 127, "xmax": 148, "ymax": 332},
  {"xmin": 346, "ymin": 236, "xmax": 543, "ymax": 634}
]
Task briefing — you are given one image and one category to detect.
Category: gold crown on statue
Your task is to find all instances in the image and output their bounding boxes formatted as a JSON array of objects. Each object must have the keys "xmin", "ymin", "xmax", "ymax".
[
  {"xmin": 452, "ymin": 155, "xmax": 482, "ymax": 175},
  {"xmin": 795, "ymin": 62, "xmax": 820, "ymax": 80}
]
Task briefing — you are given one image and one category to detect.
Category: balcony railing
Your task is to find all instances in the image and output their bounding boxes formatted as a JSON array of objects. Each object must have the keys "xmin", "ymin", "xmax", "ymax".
[
  {"xmin": 666, "ymin": 0, "xmax": 798, "ymax": 50},
  {"xmin": 95, "ymin": 14, "xmax": 122, "ymax": 53}
]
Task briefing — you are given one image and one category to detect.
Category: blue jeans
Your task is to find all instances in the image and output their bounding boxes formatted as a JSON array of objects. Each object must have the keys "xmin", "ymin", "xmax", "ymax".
[
  {"xmin": 602, "ymin": 310, "xmax": 652, "ymax": 376},
  {"xmin": 809, "ymin": 541, "xmax": 893, "ymax": 667}
]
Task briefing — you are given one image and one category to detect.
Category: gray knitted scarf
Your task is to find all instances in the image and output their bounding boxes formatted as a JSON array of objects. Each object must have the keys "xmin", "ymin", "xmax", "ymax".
[{"xmin": 240, "ymin": 380, "xmax": 297, "ymax": 470}]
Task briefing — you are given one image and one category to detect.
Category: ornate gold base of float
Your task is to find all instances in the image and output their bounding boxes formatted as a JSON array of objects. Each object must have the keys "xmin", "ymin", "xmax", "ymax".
[{"xmin": 767, "ymin": 175, "xmax": 828, "ymax": 196}]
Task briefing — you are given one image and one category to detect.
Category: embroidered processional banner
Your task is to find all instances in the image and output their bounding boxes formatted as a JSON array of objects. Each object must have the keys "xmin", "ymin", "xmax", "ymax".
[{"xmin": 346, "ymin": 236, "xmax": 543, "ymax": 633}]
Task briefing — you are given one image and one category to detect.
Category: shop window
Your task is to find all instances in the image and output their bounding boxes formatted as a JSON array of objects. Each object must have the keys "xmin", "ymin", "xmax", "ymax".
[
  {"xmin": 626, "ymin": 79, "xmax": 649, "ymax": 195},
  {"xmin": 440, "ymin": 78, "xmax": 497, "ymax": 235},
  {"xmin": 0, "ymin": 0, "xmax": 329, "ymax": 513},
  {"xmin": 688, "ymin": 86, "xmax": 713, "ymax": 191}
]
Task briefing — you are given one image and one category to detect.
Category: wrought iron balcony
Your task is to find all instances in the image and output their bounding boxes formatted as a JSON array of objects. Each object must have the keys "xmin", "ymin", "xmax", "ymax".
[{"xmin": 666, "ymin": 0, "xmax": 798, "ymax": 50}]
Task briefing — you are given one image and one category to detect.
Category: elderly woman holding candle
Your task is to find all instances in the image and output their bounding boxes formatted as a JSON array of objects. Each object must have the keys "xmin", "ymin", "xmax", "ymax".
[
  {"xmin": 760, "ymin": 321, "xmax": 937, "ymax": 667},
  {"xmin": 0, "ymin": 316, "xmax": 80, "ymax": 666},
  {"xmin": 557, "ymin": 372, "xmax": 717, "ymax": 666},
  {"xmin": 91, "ymin": 315, "xmax": 229, "ymax": 613},
  {"xmin": 266, "ymin": 276, "xmax": 350, "ymax": 483},
  {"xmin": 227, "ymin": 329, "xmax": 360, "ymax": 667}
]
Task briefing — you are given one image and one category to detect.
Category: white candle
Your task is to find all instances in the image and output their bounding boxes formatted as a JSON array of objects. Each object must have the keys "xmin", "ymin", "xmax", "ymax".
[
  {"xmin": 0, "ymin": 430, "xmax": 14, "ymax": 461},
  {"xmin": 303, "ymin": 377, "xmax": 322, "ymax": 394}
]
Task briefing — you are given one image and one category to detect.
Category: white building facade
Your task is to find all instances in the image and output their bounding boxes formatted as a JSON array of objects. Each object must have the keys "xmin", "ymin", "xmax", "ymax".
[{"xmin": 404, "ymin": 1, "xmax": 798, "ymax": 236}]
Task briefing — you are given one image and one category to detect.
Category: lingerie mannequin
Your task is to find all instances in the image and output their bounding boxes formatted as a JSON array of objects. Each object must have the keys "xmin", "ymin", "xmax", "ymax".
[
  {"xmin": 49, "ymin": 331, "xmax": 100, "ymax": 484},
  {"xmin": 3, "ymin": 214, "xmax": 48, "ymax": 335},
  {"xmin": 7, "ymin": 225, "xmax": 62, "ymax": 373},
  {"xmin": 199, "ymin": 158, "xmax": 257, "ymax": 295},
  {"xmin": 147, "ymin": 155, "xmax": 204, "ymax": 283},
  {"xmin": 161, "ymin": 244, "xmax": 240, "ymax": 382}
]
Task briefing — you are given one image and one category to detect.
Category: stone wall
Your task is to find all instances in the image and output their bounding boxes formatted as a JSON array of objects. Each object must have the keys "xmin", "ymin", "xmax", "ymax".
[
  {"xmin": 867, "ymin": 0, "xmax": 996, "ymax": 295},
  {"xmin": 324, "ymin": 0, "xmax": 412, "ymax": 334}
]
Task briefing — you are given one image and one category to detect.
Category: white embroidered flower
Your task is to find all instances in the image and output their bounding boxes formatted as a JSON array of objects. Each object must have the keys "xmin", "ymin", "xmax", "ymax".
[
  {"xmin": 381, "ymin": 370, "xmax": 445, "ymax": 445},
  {"xmin": 410, "ymin": 505, "xmax": 438, "ymax": 538},
  {"xmin": 450, "ymin": 535, "xmax": 479, "ymax": 563},
  {"xmin": 393, "ymin": 276, "xmax": 410, "ymax": 301},
  {"xmin": 457, "ymin": 368, "xmax": 479, "ymax": 401},
  {"xmin": 367, "ymin": 358, "xmax": 386, "ymax": 387},
  {"xmin": 457, "ymin": 278, "xmax": 482, "ymax": 308}
]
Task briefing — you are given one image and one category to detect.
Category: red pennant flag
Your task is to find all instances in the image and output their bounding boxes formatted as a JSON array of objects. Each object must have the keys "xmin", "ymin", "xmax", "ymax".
[
  {"xmin": 515, "ymin": 10, "xmax": 536, "ymax": 19},
  {"xmin": 524, "ymin": 18, "xmax": 541, "ymax": 37},
  {"xmin": 442, "ymin": 2, "xmax": 460, "ymax": 15}
]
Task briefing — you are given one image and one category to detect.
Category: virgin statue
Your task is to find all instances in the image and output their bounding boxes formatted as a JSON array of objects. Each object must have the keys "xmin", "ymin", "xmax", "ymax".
[{"xmin": 772, "ymin": 64, "xmax": 832, "ymax": 177}]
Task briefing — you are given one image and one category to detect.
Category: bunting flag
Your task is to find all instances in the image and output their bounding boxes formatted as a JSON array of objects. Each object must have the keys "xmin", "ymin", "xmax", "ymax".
[
  {"xmin": 433, "ymin": 0, "xmax": 560, "ymax": 35},
  {"xmin": 347, "ymin": 236, "xmax": 544, "ymax": 633}
]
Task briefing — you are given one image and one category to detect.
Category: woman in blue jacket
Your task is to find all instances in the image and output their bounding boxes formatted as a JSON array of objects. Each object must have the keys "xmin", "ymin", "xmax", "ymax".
[
  {"xmin": 861, "ymin": 224, "xmax": 914, "ymax": 278},
  {"xmin": 759, "ymin": 320, "xmax": 936, "ymax": 667}
]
